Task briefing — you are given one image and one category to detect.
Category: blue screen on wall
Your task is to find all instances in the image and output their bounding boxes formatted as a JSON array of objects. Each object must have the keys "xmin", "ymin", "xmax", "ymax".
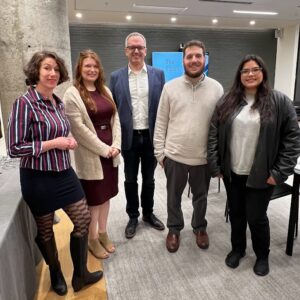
[
  {"xmin": 152, "ymin": 52, "xmax": 183, "ymax": 82},
  {"xmin": 152, "ymin": 52, "xmax": 209, "ymax": 82}
]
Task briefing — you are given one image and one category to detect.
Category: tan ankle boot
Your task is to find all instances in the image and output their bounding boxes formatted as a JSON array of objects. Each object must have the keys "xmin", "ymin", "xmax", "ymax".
[
  {"xmin": 88, "ymin": 239, "xmax": 109, "ymax": 259},
  {"xmin": 98, "ymin": 232, "xmax": 115, "ymax": 253}
]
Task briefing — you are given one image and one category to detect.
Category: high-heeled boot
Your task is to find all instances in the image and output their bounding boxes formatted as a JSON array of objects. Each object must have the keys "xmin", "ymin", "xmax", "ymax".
[
  {"xmin": 70, "ymin": 233, "xmax": 103, "ymax": 292},
  {"xmin": 35, "ymin": 236, "xmax": 67, "ymax": 296}
]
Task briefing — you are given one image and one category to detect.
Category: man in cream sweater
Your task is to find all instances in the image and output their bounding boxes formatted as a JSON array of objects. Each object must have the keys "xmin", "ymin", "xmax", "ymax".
[{"xmin": 154, "ymin": 40, "xmax": 223, "ymax": 253}]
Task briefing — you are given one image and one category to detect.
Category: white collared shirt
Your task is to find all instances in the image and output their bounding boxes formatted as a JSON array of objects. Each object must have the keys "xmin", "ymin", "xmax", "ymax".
[{"xmin": 128, "ymin": 64, "xmax": 149, "ymax": 130}]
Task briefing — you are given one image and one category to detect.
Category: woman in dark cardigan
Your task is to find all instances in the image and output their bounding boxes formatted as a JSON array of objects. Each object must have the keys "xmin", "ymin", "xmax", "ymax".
[{"xmin": 208, "ymin": 54, "xmax": 300, "ymax": 276}]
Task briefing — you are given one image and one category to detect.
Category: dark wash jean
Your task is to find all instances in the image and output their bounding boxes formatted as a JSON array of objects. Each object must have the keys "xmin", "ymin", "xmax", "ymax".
[
  {"xmin": 122, "ymin": 130, "xmax": 157, "ymax": 219},
  {"xmin": 223, "ymin": 171, "xmax": 274, "ymax": 259}
]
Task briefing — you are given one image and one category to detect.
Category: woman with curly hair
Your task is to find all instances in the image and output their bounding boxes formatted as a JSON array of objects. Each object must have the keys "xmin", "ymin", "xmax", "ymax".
[{"xmin": 8, "ymin": 51, "xmax": 102, "ymax": 295}]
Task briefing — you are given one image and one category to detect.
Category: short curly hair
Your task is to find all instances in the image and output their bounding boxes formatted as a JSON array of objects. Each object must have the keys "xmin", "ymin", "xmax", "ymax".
[{"xmin": 24, "ymin": 50, "xmax": 69, "ymax": 86}]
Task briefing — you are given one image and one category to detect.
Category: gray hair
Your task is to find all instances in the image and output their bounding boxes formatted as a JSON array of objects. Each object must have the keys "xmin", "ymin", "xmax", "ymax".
[{"xmin": 125, "ymin": 32, "xmax": 147, "ymax": 48}]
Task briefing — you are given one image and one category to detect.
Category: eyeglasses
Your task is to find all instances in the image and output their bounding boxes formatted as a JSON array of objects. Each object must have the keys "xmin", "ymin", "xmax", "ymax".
[
  {"xmin": 240, "ymin": 67, "xmax": 262, "ymax": 75},
  {"xmin": 126, "ymin": 45, "xmax": 146, "ymax": 51}
]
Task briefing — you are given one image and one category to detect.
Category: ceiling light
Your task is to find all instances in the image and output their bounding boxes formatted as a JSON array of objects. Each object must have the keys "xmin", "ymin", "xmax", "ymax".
[
  {"xmin": 233, "ymin": 10, "xmax": 278, "ymax": 15},
  {"xmin": 76, "ymin": 12, "xmax": 82, "ymax": 18},
  {"xmin": 212, "ymin": 18, "xmax": 218, "ymax": 24},
  {"xmin": 126, "ymin": 15, "xmax": 132, "ymax": 21},
  {"xmin": 199, "ymin": 0, "xmax": 253, "ymax": 3},
  {"xmin": 132, "ymin": 3, "xmax": 187, "ymax": 14},
  {"xmin": 249, "ymin": 20, "xmax": 256, "ymax": 26},
  {"xmin": 171, "ymin": 17, "xmax": 177, "ymax": 22}
]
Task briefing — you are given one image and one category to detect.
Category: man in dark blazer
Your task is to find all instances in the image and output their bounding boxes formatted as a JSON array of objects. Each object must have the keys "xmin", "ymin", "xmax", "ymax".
[{"xmin": 110, "ymin": 32, "xmax": 165, "ymax": 239}]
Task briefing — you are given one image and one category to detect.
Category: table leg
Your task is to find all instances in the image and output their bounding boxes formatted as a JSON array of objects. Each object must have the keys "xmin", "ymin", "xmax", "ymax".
[{"xmin": 286, "ymin": 174, "xmax": 299, "ymax": 256}]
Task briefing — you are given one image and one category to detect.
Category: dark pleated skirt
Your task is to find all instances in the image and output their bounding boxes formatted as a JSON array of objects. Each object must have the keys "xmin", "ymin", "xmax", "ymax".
[{"xmin": 20, "ymin": 167, "xmax": 84, "ymax": 216}]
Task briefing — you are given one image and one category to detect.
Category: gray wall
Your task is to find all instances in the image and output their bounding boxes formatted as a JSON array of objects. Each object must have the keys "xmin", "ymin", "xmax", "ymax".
[{"xmin": 69, "ymin": 24, "xmax": 277, "ymax": 91}]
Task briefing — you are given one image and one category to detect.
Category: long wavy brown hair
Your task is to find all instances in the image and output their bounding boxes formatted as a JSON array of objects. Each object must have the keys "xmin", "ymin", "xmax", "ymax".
[
  {"xmin": 218, "ymin": 54, "xmax": 273, "ymax": 123},
  {"xmin": 74, "ymin": 49, "xmax": 116, "ymax": 113}
]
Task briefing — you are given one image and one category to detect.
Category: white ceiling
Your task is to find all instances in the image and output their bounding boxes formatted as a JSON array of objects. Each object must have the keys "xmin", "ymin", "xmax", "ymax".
[{"xmin": 68, "ymin": 0, "xmax": 300, "ymax": 29}]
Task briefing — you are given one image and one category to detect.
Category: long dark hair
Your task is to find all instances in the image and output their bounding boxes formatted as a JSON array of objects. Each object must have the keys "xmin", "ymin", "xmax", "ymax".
[
  {"xmin": 74, "ymin": 49, "xmax": 116, "ymax": 113},
  {"xmin": 218, "ymin": 54, "xmax": 273, "ymax": 123}
]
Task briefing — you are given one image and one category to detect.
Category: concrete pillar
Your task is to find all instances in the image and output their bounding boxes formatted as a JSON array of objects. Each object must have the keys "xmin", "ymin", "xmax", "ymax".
[{"xmin": 0, "ymin": 0, "xmax": 72, "ymax": 154}]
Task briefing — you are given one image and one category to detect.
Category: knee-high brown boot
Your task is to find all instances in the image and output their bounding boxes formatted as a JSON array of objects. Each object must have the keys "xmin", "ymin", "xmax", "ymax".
[
  {"xmin": 35, "ymin": 236, "xmax": 67, "ymax": 296},
  {"xmin": 70, "ymin": 233, "xmax": 103, "ymax": 292}
]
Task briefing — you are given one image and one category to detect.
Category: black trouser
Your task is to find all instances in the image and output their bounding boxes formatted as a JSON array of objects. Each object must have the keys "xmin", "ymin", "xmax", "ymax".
[
  {"xmin": 122, "ymin": 130, "xmax": 157, "ymax": 219},
  {"xmin": 223, "ymin": 172, "xmax": 274, "ymax": 259}
]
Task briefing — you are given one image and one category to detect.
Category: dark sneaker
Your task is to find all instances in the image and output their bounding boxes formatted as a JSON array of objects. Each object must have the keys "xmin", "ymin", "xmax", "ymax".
[
  {"xmin": 225, "ymin": 251, "xmax": 246, "ymax": 268},
  {"xmin": 253, "ymin": 258, "xmax": 269, "ymax": 276}
]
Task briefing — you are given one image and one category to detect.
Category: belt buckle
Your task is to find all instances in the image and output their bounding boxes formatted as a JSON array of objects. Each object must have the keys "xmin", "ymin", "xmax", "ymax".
[{"xmin": 100, "ymin": 125, "xmax": 107, "ymax": 130}]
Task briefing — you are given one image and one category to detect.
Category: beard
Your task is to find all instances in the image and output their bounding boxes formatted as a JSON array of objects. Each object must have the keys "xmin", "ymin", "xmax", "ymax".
[{"xmin": 184, "ymin": 65, "xmax": 204, "ymax": 78}]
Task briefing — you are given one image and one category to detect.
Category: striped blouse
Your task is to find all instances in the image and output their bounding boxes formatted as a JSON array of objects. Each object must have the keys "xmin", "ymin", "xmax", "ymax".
[{"xmin": 8, "ymin": 87, "xmax": 71, "ymax": 171}]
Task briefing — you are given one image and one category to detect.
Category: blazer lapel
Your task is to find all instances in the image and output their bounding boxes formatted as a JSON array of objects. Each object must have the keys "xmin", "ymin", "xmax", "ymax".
[
  {"xmin": 121, "ymin": 67, "xmax": 132, "ymax": 110},
  {"xmin": 147, "ymin": 65, "xmax": 153, "ymax": 109}
]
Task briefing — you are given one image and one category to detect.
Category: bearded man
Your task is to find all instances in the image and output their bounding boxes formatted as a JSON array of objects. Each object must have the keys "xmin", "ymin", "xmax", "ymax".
[{"xmin": 154, "ymin": 40, "xmax": 223, "ymax": 253}]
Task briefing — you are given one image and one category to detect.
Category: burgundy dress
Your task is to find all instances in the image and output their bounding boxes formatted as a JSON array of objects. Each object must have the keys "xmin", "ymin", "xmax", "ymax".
[{"xmin": 80, "ymin": 91, "xmax": 118, "ymax": 206}]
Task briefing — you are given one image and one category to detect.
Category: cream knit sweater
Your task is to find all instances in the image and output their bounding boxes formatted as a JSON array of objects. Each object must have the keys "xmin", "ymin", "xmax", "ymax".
[
  {"xmin": 154, "ymin": 75, "xmax": 223, "ymax": 166},
  {"xmin": 63, "ymin": 86, "xmax": 121, "ymax": 180}
]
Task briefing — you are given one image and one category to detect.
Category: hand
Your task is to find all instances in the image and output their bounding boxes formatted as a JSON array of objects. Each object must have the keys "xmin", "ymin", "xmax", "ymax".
[
  {"xmin": 54, "ymin": 137, "xmax": 78, "ymax": 150},
  {"xmin": 67, "ymin": 137, "xmax": 78, "ymax": 150},
  {"xmin": 267, "ymin": 176, "xmax": 277, "ymax": 185},
  {"xmin": 111, "ymin": 147, "xmax": 120, "ymax": 158},
  {"xmin": 159, "ymin": 160, "xmax": 164, "ymax": 168},
  {"xmin": 106, "ymin": 147, "xmax": 113, "ymax": 158}
]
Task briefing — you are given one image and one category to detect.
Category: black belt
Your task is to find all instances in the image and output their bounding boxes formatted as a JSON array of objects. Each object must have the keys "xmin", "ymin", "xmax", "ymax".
[{"xmin": 133, "ymin": 129, "xmax": 149, "ymax": 135}]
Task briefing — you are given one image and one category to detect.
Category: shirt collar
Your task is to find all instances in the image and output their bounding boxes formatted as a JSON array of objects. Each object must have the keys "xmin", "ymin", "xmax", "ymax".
[
  {"xmin": 128, "ymin": 64, "xmax": 147, "ymax": 75},
  {"xmin": 29, "ymin": 86, "xmax": 63, "ymax": 105},
  {"xmin": 184, "ymin": 73, "xmax": 206, "ymax": 86}
]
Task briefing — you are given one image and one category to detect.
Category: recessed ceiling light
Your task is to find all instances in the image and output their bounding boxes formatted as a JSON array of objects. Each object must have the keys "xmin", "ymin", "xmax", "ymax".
[
  {"xmin": 249, "ymin": 20, "xmax": 256, "ymax": 26},
  {"xmin": 76, "ymin": 12, "xmax": 82, "ymax": 18},
  {"xmin": 126, "ymin": 15, "xmax": 132, "ymax": 21},
  {"xmin": 212, "ymin": 18, "xmax": 218, "ymax": 24},
  {"xmin": 132, "ymin": 4, "xmax": 187, "ymax": 14},
  {"xmin": 171, "ymin": 17, "xmax": 177, "ymax": 22},
  {"xmin": 233, "ymin": 10, "xmax": 278, "ymax": 15}
]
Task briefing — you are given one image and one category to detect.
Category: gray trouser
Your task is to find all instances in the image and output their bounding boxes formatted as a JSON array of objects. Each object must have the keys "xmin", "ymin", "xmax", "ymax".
[{"xmin": 164, "ymin": 157, "xmax": 210, "ymax": 234}]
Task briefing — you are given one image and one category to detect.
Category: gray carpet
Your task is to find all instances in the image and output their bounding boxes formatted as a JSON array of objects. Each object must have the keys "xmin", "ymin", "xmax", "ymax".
[{"xmin": 104, "ymin": 165, "xmax": 300, "ymax": 300}]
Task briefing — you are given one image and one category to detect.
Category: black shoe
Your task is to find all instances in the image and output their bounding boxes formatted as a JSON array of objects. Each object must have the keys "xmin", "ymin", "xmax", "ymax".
[
  {"xmin": 142, "ymin": 214, "xmax": 165, "ymax": 231},
  {"xmin": 125, "ymin": 218, "xmax": 138, "ymax": 239},
  {"xmin": 253, "ymin": 258, "xmax": 269, "ymax": 276},
  {"xmin": 225, "ymin": 251, "xmax": 246, "ymax": 269}
]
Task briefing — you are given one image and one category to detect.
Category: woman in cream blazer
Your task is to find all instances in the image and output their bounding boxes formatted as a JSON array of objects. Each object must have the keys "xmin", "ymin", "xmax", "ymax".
[{"xmin": 64, "ymin": 50, "xmax": 121, "ymax": 259}]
